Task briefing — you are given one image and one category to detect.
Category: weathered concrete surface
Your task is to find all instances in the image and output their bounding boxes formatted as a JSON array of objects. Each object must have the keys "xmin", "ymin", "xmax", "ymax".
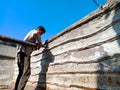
[
  {"xmin": 13, "ymin": 2, "xmax": 120, "ymax": 90},
  {"xmin": 0, "ymin": 85, "xmax": 13, "ymax": 90},
  {"xmin": 107, "ymin": 0, "xmax": 120, "ymax": 5},
  {"xmin": 0, "ymin": 41, "xmax": 16, "ymax": 89},
  {"xmin": 1, "ymin": 1, "xmax": 120, "ymax": 90}
]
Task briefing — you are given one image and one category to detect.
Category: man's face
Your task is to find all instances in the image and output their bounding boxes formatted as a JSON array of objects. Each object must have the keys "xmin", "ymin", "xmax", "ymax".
[{"xmin": 37, "ymin": 29, "xmax": 44, "ymax": 35}]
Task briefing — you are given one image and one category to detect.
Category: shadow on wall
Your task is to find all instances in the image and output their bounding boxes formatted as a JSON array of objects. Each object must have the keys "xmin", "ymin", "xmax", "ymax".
[
  {"xmin": 97, "ymin": 2, "xmax": 120, "ymax": 89},
  {"xmin": 35, "ymin": 41, "xmax": 54, "ymax": 90}
]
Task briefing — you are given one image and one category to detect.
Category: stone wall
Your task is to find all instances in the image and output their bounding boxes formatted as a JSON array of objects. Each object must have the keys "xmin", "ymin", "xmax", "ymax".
[
  {"xmin": 0, "ymin": 41, "xmax": 16, "ymax": 88},
  {"xmin": 20, "ymin": 2, "xmax": 120, "ymax": 90},
  {"xmin": 0, "ymin": 1, "xmax": 119, "ymax": 90}
]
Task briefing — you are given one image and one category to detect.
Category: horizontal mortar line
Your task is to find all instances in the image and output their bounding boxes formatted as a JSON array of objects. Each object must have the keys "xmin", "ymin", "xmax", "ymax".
[
  {"xmin": 28, "ymin": 81, "xmax": 70, "ymax": 88},
  {"xmin": 28, "ymin": 81, "xmax": 97, "ymax": 90},
  {"xmin": 32, "ymin": 17, "xmax": 120, "ymax": 57},
  {"xmin": 31, "ymin": 55, "xmax": 53, "ymax": 63},
  {"xmin": 0, "ymin": 85, "xmax": 11, "ymax": 89},
  {"xmin": 31, "ymin": 71, "xmax": 120, "ymax": 76},
  {"xmin": 32, "ymin": 33, "xmax": 120, "ymax": 64},
  {"xmin": 48, "ymin": 3, "xmax": 120, "ymax": 43},
  {"xmin": 0, "ymin": 55, "xmax": 15, "ymax": 60},
  {"xmin": 50, "ymin": 53, "xmax": 120, "ymax": 66},
  {"xmin": 49, "ymin": 17, "xmax": 120, "ymax": 50},
  {"xmin": 31, "ymin": 53, "xmax": 120, "ymax": 67},
  {"xmin": 54, "ymin": 33, "xmax": 120, "ymax": 57},
  {"xmin": 70, "ymin": 84, "xmax": 99, "ymax": 90}
]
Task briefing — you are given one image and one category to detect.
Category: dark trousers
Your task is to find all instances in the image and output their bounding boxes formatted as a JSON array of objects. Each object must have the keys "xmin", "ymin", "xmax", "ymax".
[{"xmin": 14, "ymin": 52, "xmax": 31, "ymax": 90}]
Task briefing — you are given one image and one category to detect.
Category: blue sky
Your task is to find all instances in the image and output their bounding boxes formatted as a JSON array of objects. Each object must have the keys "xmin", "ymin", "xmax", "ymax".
[{"xmin": 0, "ymin": 0, "xmax": 106, "ymax": 42}]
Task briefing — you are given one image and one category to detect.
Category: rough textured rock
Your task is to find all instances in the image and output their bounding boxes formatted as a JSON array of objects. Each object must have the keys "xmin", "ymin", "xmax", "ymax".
[
  {"xmin": 107, "ymin": 0, "xmax": 120, "ymax": 5},
  {"xmin": 21, "ymin": 2, "xmax": 120, "ymax": 90},
  {"xmin": 1, "ymin": 1, "xmax": 120, "ymax": 90},
  {"xmin": 0, "ymin": 41, "xmax": 16, "ymax": 89}
]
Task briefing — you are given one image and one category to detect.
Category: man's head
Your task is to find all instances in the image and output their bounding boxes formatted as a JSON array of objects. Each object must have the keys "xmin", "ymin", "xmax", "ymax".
[{"xmin": 36, "ymin": 26, "xmax": 46, "ymax": 35}]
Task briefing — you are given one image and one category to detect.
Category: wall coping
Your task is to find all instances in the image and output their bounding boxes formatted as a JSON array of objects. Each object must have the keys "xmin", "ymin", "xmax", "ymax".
[{"xmin": 47, "ymin": 2, "xmax": 120, "ymax": 43}]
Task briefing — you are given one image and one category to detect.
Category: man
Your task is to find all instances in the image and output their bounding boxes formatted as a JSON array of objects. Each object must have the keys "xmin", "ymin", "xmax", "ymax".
[{"xmin": 14, "ymin": 26, "xmax": 46, "ymax": 90}]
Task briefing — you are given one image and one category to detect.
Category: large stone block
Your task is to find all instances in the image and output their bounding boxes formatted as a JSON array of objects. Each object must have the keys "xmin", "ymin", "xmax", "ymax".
[{"xmin": 0, "ymin": 41, "xmax": 16, "ymax": 87}]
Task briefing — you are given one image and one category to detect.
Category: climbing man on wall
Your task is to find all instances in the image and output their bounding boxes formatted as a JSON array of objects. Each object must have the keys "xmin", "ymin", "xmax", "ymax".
[{"xmin": 14, "ymin": 26, "xmax": 46, "ymax": 90}]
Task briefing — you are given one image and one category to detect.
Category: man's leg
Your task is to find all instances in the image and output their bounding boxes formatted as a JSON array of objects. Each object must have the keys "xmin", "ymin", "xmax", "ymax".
[
  {"xmin": 17, "ymin": 56, "xmax": 31, "ymax": 90},
  {"xmin": 14, "ymin": 53, "xmax": 25, "ymax": 90}
]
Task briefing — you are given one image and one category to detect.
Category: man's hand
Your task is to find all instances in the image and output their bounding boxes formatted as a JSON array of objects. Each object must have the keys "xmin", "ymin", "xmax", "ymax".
[
  {"xmin": 36, "ymin": 43, "xmax": 47, "ymax": 49},
  {"xmin": 43, "ymin": 40, "xmax": 49, "ymax": 49},
  {"xmin": 35, "ymin": 40, "xmax": 49, "ymax": 50}
]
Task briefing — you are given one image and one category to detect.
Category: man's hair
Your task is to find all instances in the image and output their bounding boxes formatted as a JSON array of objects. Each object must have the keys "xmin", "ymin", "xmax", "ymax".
[{"xmin": 36, "ymin": 26, "xmax": 46, "ymax": 33}]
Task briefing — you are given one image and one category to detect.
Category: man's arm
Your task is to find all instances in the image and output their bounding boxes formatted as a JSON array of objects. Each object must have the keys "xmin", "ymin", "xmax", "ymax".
[{"xmin": 35, "ymin": 33, "xmax": 44, "ymax": 49}]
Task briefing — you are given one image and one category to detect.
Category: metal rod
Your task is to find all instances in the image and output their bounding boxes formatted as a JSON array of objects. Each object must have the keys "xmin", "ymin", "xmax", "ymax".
[
  {"xmin": 93, "ymin": 0, "xmax": 100, "ymax": 7},
  {"xmin": 0, "ymin": 34, "xmax": 36, "ymax": 47}
]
